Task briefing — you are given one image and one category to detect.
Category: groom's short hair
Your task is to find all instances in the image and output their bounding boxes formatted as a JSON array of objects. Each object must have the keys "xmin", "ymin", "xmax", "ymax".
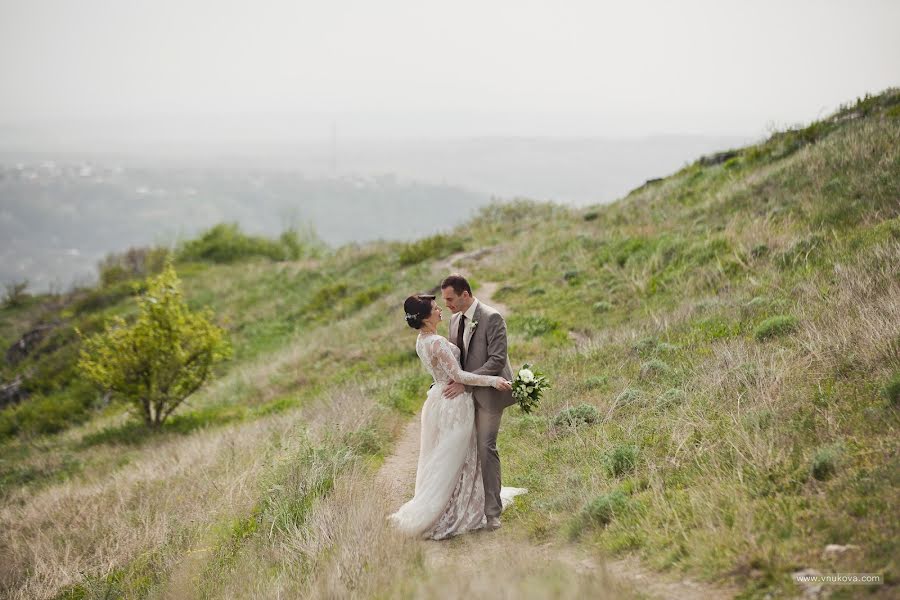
[{"xmin": 441, "ymin": 274, "xmax": 472, "ymax": 296}]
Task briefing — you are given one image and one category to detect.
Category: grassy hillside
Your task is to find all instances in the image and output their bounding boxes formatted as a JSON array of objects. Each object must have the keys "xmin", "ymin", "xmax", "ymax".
[{"xmin": 1, "ymin": 89, "xmax": 898, "ymax": 599}]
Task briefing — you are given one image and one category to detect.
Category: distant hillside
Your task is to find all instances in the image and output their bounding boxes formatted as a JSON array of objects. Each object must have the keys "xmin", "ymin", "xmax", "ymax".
[
  {"xmin": 0, "ymin": 133, "xmax": 748, "ymax": 294},
  {"xmin": 0, "ymin": 89, "xmax": 897, "ymax": 599},
  {"xmin": 0, "ymin": 166, "xmax": 487, "ymax": 293}
]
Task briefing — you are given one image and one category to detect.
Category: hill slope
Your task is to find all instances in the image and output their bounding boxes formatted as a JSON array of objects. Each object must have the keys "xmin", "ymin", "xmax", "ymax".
[{"xmin": 1, "ymin": 89, "xmax": 898, "ymax": 599}]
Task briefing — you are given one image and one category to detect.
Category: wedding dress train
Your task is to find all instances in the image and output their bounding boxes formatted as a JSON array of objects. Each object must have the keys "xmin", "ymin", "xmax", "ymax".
[{"xmin": 389, "ymin": 333, "xmax": 527, "ymax": 540}]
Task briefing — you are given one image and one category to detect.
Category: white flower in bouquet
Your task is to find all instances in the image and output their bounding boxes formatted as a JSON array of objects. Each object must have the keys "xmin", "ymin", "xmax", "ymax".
[{"xmin": 512, "ymin": 363, "xmax": 549, "ymax": 414}]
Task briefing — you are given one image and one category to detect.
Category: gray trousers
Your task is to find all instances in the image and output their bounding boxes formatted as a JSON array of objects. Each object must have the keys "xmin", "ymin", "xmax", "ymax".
[{"xmin": 475, "ymin": 404, "xmax": 505, "ymax": 518}]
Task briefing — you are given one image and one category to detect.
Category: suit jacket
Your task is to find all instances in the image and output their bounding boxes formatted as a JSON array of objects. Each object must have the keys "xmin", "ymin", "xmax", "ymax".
[{"xmin": 450, "ymin": 300, "xmax": 515, "ymax": 412}]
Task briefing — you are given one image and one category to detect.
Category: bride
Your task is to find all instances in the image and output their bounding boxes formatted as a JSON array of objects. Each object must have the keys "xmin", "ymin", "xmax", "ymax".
[{"xmin": 389, "ymin": 294, "xmax": 526, "ymax": 540}]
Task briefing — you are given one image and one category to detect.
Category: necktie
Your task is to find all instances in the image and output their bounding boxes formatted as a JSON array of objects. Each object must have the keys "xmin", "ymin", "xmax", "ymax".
[{"xmin": 457, "ymin": 314, "xmax": 466, "ymax": 366}]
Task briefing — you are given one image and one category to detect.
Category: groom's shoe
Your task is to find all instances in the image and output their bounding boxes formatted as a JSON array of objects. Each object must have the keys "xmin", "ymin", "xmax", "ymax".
[{"xmin": 486, "ymin": 516, "xmax": 501, "ymax": 531}]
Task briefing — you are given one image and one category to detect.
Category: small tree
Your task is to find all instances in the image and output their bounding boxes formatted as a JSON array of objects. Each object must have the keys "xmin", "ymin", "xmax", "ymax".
[
  {"xmin": 77, "ymin": 261, "xmax": 232, "ymax": 428},
  {"xmin": 3, "ymin": 280, "xmax": 30, "ymax": 308}
]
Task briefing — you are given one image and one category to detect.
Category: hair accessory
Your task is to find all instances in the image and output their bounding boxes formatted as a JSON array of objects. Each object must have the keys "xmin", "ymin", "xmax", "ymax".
[{"xmin": 405, "ymin": 312, "xmax": 418, "ymax": 322}]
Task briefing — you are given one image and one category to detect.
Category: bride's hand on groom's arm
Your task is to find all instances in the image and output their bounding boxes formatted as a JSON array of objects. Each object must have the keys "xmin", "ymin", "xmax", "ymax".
[
  {"xmin": 442, "ymin": 381, "xmax": 466, "ymax": 399},
  {"xmin": 493, "ymin": 378, "xmax": 512, "ymax": 391}
]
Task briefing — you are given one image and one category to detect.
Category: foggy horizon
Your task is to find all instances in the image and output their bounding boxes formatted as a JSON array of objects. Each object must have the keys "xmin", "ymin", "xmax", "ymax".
[{"xmin": 3, "ymin": 1, "xmax": 899, "ymax": 144}]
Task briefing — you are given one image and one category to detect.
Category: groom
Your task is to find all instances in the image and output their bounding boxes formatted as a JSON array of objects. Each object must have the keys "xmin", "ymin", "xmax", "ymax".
[{"xmin": 441, "ymin": 274, "xmax": 515, "ymax": 530}]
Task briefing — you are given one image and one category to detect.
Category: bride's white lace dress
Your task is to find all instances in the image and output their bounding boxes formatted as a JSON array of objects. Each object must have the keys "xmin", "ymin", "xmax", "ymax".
[{"xmin": 389, "ymin": 332, "xmax": 526, "ymax": 540}]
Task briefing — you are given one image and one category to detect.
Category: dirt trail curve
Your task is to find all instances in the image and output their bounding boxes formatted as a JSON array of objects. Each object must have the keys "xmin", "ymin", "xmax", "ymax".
[
  {"xmin": 439, "ymin": 248, "xmax": 508, "ymax": 314},
  {"xmin": 375, "ymin": 247, "xmax": 738, "ymax": 598},
  {"xmin": 375, "ymin": 416, "xmax": 736, "ymax": 599}
]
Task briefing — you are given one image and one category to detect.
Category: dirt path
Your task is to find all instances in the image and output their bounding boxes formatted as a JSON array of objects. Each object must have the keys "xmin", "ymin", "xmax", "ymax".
[
  {"xmin": 439, "ymin": 248, "xmax": 508, "ymax": 315},
  {"xmin": 375, "ymin": 412, "xmax": 737, "ymax": 599},
  {"xmin": 379, "ymin": 250, "xmax": 739, "ymax": 598}
]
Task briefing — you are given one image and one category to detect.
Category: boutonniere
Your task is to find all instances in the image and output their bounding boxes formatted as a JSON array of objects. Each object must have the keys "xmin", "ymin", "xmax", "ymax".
[{"xmin": 468, "ymin": 319, "xmax": 478, "ymax": 332}]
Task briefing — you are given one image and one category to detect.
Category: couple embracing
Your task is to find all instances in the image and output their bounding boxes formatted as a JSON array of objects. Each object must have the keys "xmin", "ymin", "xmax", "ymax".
[{"xmin": 389, "ymin": 274, "xmax": 527, "ymax": 540}]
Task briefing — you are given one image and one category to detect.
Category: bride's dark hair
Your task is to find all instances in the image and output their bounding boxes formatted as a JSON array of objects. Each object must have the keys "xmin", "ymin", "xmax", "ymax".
[{"xmin": 403, "ymin": 294, "xmax": 435, "ymax": 329}]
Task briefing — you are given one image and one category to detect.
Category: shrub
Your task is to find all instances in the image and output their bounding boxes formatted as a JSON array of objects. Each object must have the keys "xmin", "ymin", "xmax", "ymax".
[
  {"xmin": 2, "ymin": 280, "xmax": 31, "ymax": 308},
  {"xmin": 604, "ymin": 444, "xmax": 639, "ymax": 477},
  {"xmin": 563, "ymin": 270, "xmax": 581, "ymax": 285},
  {"xmin": 615, "ymin": 388, "xmax": 643, "ymax": 405},
  {"xmin": 632, "ymin": 336, "xmax": 658, "ymax": 355},
  {"xmin": 778, "ymin": 235, "xmax": 824, "ymax": 270},
  {"xmin": 583, "ymin": 490, "xmax": 629, "ymax": 526},
  {"xmin": 582, "ymin": 375, "xmax": 609, "ymax": 390},
  {"xmin": 592, "ymin": 300, "xmax": 613, "ymax": 313},
  {"xmin": 755, "ymin": 315, "xmax": 799, "ymax": 341},
  {"xmin": 77, "ymin": 262, "xmax": 232, "ymax": 428},
  {"xmin": 657, "ymin": 388, "xmax": 685, "ymax": 407},
  {"xmin": 397, "ymin": 234, "xmax": 463, "ymax": 266},
  {"xmin": 882, "ymin": 373, "xmax": 900, "ymax": 406},
  {"xmin": 279, "ymin": 225, "xmax": 325, "ymax": 260},
  {"xmin": 98, "ymin": 246, "xmax": 171, "ymax": 286},
  {"xmin": 744, "ymin": 296, "xmax": 768, "ymax": 310},
  {"xmin": 640, "ymin": 359, "xmax": 670, "ymax": 379},
  {"xmin": 811, "ymin": 444, "xmax": 843, "ymax": 481},
  {"xmin": 350, "ymin": 283, "xmax": 391, "ymax": 310},
  {"xmin": 509, "ymin": 315, "xmax": 559, "ymax": 338},
  {"xmin": 552, "ymin": 404, "xmax": 600, "ymax": 428},
  {"xmin": 0, "ymin": 391, "xmax": 95, "ymax": 438},
  {"xmin": 177, "ymin": 222, "xmax": 310, "ymax": 264}
]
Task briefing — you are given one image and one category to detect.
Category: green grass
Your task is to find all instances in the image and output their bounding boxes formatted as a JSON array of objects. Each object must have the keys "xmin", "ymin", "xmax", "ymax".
[
  {"xmin": 551, "ymin": 404, "xmax": 600, "ymax": 428},
  {"xmin": 754, "ymin": 315, "xmax": 800, "ymax": 341}
]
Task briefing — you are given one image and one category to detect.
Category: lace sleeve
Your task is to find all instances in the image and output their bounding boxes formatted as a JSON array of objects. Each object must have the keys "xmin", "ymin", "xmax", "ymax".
[{"xmin": 428, "ymin": 338, "xmax": 501, "ymax": 388}]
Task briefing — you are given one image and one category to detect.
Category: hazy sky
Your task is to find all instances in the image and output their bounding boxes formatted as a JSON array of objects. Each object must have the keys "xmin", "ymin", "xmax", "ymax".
[{"xmin": 1, "ymin": 0, "xmax": 898, "ymax": 139}]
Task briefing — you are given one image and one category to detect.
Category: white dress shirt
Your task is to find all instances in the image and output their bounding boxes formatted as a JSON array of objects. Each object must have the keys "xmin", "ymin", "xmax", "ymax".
[{"xmin": 462, "ymin": 298, "xmax": 479, "ymax": 353}]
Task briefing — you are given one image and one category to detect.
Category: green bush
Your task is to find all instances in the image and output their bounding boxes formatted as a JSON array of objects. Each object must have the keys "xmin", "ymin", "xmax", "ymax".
[
  {"xmin": 657, "ymin": 388, "xmax": 685, "ymax": 407},
  {"xmin": 552, "ymin": 404, "xmax": 600, "ymax": 428},
  {"xmin": 744, "ymin": 296, "xmax": 768, "ymax": 310},
  {"xmin": 755, "ymin": 315, "xmax": 799, "ymax": 341},
  {"xmin": 581, "ymin": 375, "xmax": 609, "ymax": 390},
  {"xmin": 882, "ymin": 373, "xmax": 900, "ymax": 406},
  {"xmin": 350, "ymin": 283, "xmax": 391, "ymax": 310},
  {"xmin": 509, "ymin": 315, "xmax": 559, "ymax": 338},
  {"xmin": 177, "ymin": 222, "xmax": 314, "ymax": 264},
  {"xmin": 615, "ymin": 388, "xmax": 643, "ymax": 405},
  {"xmin": 98, "ymin": 246, "xmax": 171, "ymax": 286},
  {"xmin": 640, "ymin": 359, "xmax": 670, "ymax": 380},
  {"xmin": 0, "ymin": 391, "xmax": 94, "ymax": 438},
  {"xmin": 811, "ymin": 444, "xmax": 843, "ymax": 481},
  {"xmin": 750, "ymin": 244, "xmax": 769, "ymax": 258},
  {"xmin": 72, "ymin": 280, "xmax": 136, "ymax": 315},
  {"xmin": 583, "ymin": 489, "xmax": 629, "ymax": 526},
  {"xmin": 563, "ymin": 270, "xmax": 581, "ymax": 285},
  {"xmin": 592, "ymin": 300, "xmax": 613, "ymax": 313},
  {"xmin": 77, "ymin": 262, "xmax": 232, "ymax": 428},
  {"xmin": 2, "ymin": 280, "xmax": 31, "ymax": 308},
  {"xmin": 778, "ymin": 235, "xmax": 824, "ymax": 270},
  {"xmin": 397, "ymin": 234, "xmax": 463, "ymax": 266},
  {"xmin": 604, "ymin": 444, "xmax": 639, "ymax": 477},
  {"xmin": 632, "ymin": 336, "xmax": 658, "ymax": 355},
  {"xmin": 279, "ymin": 225, "xmax": 325, "ymax": 260}
]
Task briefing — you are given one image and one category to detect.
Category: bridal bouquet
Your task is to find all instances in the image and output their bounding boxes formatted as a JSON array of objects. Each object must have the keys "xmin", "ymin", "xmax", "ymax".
[{"xmin": 512, "ymin": 363, "xmax": 550, "ymax": 414}]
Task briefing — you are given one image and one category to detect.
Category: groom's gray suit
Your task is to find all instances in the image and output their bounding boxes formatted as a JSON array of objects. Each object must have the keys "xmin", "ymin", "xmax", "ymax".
[{"xmin": 450, "ymin": 299, "xmax": 515, "ymax": 519}]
